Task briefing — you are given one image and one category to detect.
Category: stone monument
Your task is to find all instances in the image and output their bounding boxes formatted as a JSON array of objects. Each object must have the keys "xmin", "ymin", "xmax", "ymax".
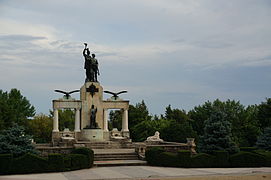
[{"xmin": 52, "ymin": 43, "xmax": 130, "ymax": 145}]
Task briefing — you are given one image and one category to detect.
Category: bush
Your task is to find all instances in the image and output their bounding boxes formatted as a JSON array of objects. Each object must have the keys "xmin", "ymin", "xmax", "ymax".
[
  {"xmin": 145, "ymin": 147, "xmax": 164, "ymax": 166},
  {"xmin": 71, "ymin": 147, "xmax": 94, "ymax": 168},
  {"xmin": 10, "ymin": 153, "xmax": 48, "ymax": 174},
  {"xmin": 0, "ymin": 124, "xmax": 37, "ymax": 157},
  {"xmin": 177, "ymin": 150, "xmax": 191, "ymax": 167},
  {"xmin": 190, "ymin": 153, "xmax": 215, "ymax": 168},
  {"xmin": 63, "ymin": 154, "xmax": 72, "ymax": 169},
  {"xmin": 230, "ymin": 151, "xmax": 266, "ymax": 167},
  {"xmin": 69, "ymin": 154, "xmax": 88, "ymax": 170},
  {"xmin": 212, "ymin": 151, "xmax": 230, "ymax": 167},
  {"xmin": 254, "ymin": 151, "xmax": 271, "ymax": 167},
  {"xmin": 240, "ymin": 147, "xmax": 258, "ymax": 152},
  {"xmin": 0, "ymin": 154, "xmax": 13, "ymax": 174},
  {"xmin": 48, "ymin": 153, "xmax": 64, "ymax": 172},
  {"xmin": 159, "ymin": 152, "xmax": 178, "ymax": 167}
]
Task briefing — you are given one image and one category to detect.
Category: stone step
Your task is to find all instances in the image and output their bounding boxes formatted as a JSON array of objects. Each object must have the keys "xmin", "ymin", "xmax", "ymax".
[
  {"xmin": 94, "ymin": 148, "xmax": 139, "ymax": 161},
  {"xmin": 93, "ymin": 148, "xmax": 136, "ymax": 154},
  {"xmin": 94, "ymin": 160, "xmax": 147, "ymax": 167},
  {"xmin": 94, "ymin": 156, "xmax": 139, "ymax": 161},
  {"xmin": 94, "ymin": 154, "xmax": 138, "ymax": 161},
  {"xmin": 95, "ymin": 153, "xmax": 137, "ymax": 157}
]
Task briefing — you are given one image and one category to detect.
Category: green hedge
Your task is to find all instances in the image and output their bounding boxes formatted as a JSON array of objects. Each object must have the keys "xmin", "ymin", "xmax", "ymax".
[
  {"xmin": 69, "ymin": 154, "xmax": 88, "ymax": 170},
  {"xmin": 229, "ymin": 151, "xmax": 266, "ymax": 167},
  {"xmin": 48, "ymin": 153, "xmax": 64, "ymax": 172},
  {"xmin": 212, "ymin": 151, "xmax": 230, "ymax": 167},
  {"xmin": 159, "ymin": 152, "xmax": 178, "ymax": 167},
  {"xmin": 145, "ymin": 147, "xmax": 271, "ymax": 168},
  {"xmin": 177, "ymin": 150, "xmax": 191, "ymax": 167},
  {"xmin": 240, "ymin": 147, "xmax": 258, "ymax": 152},
  {"xmin": 71, "ymin": 147, "xmax": 94, "ymax": 168},
  {"xmin": 0, "ymin": 147, "xmax": 94, "ymax": 174},
  {"xmin": 10, "ymin": 153, "xmax": 48, "ymax": 174},
  {"xmin": 0, "ymin": 154, "xmax": 13, "ymax": 174},
  {"xmin": 145, "ymin": 147, "xmax": 165, "ymax": 166},
  {"xmin": 255, "ymin": 151, "xmax": 271, "ymax": 167},
  {"xmin": 190, "ymin": 153, "xmax": 215, "ymax": 168},
  {"xmin": 63, "ymin": 154, "xmax": 72, "ymax": 169}
]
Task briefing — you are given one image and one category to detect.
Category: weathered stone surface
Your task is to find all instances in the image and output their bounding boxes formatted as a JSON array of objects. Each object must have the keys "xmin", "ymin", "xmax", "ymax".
[
  {"xmin": 81, "ymin": 129, "xmax": 104, "ymax": 141},
  {"xmin": 80, "ymin": 82, "xmax": 104, "ymax": 129}
]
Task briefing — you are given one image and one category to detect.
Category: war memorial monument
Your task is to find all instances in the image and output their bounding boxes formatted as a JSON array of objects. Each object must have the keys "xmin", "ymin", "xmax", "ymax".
[
  {"xmin": 52, "ymin": 43, "xmax": 130, "ymax": 144},
  {"xmin": 37, "ymin": 43, "xmax": 196, "ymax": 164}
]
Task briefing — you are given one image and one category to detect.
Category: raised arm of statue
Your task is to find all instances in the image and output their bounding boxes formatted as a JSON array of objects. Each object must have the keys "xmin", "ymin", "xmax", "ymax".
[{"xmin": 83, "ymin": 43, "xmax": 88, "ymax": 56}]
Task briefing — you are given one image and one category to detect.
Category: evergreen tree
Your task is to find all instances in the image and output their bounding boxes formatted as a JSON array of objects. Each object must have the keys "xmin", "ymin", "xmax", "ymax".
[
  {"xmin": 0, "ymin": 124, "xmax": 36, "ymax": 157},
  {"xmin": 257, "ymin": 98, "xmax": 271, "ymax": 130},
  {"xmin": 0, "ymin": 89, "xmax": 35, "ymax": 130},
  {"xmin": 256, "ymin": 127, "xmax": 271, "ymax": 151},
  {"xmin": 198, "ymin": 109, "xmax": 239, "ymax": 153}
]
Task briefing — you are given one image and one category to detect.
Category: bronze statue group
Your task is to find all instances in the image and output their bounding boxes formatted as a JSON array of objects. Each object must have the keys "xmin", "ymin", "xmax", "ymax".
[{"xmin": 83, "ymin": 43, "xmax": 100, "ymax": 82}]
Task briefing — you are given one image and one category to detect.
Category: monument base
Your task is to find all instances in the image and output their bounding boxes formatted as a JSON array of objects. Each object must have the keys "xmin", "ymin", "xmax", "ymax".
[{"xmin": 81, "ymin": 129, "xmax": 104, "ymax": 141}]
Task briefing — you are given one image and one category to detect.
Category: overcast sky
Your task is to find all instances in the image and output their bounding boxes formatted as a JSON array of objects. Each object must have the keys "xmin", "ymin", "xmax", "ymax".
[{"xmin": 0, "ymin": 0, "xmax": 271, "ymax": 115}]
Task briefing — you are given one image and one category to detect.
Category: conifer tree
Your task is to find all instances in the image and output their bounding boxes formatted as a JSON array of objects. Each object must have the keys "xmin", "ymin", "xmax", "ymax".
[
  {"xmin": 256, "ymin": 127, "xmax": 271, "ymax": 151},
  {"xmin": 198, "ymin": 109, "xmax": 239, "ymax": 153},
  {"xmin": 0, "ymin": 124, "xmax": 36, "ymax": 157}
]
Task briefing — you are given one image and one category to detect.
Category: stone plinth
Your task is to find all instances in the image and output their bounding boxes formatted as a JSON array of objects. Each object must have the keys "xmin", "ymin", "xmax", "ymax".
[
  {"xmin": 81, "ymin": 129, "xmax": 104, "ymax": 141},
  {"xmin": 80, "ymin": 82, "xmax": 104, "ymax": 129}
]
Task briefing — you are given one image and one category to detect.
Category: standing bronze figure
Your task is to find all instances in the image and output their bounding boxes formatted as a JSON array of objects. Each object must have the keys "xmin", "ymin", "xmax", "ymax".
[
  {"xmin": 90, "ymin": 105, "xmax": 98, "ymax": 128},
  {"xmin": 83, "ymin": 43, "xmax": 100, "ymax": 82}
]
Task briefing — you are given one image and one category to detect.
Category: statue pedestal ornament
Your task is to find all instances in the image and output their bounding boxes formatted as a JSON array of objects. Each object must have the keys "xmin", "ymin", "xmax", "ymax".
[{"xmin": 81, "ymin": 129, "xmax": 104, "ymax": 141}]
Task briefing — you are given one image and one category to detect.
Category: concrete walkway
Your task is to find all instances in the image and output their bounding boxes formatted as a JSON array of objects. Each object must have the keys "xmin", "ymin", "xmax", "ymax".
[{"xmin": 0, "ymin": 166, "xmax": 271, "ymax": 180}]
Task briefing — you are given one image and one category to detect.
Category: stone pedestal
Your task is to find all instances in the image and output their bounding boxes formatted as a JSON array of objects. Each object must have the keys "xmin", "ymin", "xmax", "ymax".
[
  {"xmin": 81, "ymin": 129, "xmax": 104, "ymax": 141},
  {"xmin": 80, "ymin": 82, "xmax": 104, "ymax": 130}
]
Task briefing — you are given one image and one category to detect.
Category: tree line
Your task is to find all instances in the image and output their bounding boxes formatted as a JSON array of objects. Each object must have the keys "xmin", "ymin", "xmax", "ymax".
[{"xmin": 0, "ymin": 88, "xmax": 270, "ymax": 151}]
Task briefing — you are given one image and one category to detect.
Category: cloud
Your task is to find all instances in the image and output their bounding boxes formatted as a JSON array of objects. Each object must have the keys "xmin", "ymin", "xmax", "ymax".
[{"xmin": 0, "ymin": 0, "xmax": 271, "ymax": 115}]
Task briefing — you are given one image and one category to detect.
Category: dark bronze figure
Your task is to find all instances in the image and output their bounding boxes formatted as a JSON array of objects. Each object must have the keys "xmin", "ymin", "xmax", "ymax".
[
  {"xmin": 104, "ymin": 90, "xmax": 128, "ymax": 100},
  {"xmin": 54, "ymin": 89, "xmax": 80, "ymax": 99},
  {"xmin": 83, "ymin": 43, "xmax": 100, "ymax": 82},
  {"xmin": 90, "ymin": 105, "xmax": 98, "ymax": 128}
]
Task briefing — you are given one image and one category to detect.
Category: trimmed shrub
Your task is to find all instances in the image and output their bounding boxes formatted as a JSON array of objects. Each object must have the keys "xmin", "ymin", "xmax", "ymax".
[
  {"xmin": 48, "ymin": 153, "xmax": 64, "ymax": 172},
  {"xmin": 72, "ymin": 147, "xmax": 94, "ymax": 168},
  {"xmin": 177, "ymin": 150, "xmax": 191, "ymax": 167},
  {"xmin": 254, "ymin": 151, "xmax": 271, "ymax": 167},
  {"xmin": 230, "ymin": 151, "xmax": 266, "ymax": 167},
  {"xmin": 212, "ymin": 151, "xmax": 230, "ymax": 167},
  {"xmin": 240, "ymin": 147, "xmax": 258, "ymax": 152},
  {"xmin": 159, "ymin": 152, "xmax": 178, "ymax": 167},
  {"xmin": 190, "ymin": 153, "xmax": 215, "ymax": 168},
  {"xmin": 0, "ymin": 154, "xmax": 13, "ymax": 174},
  {"xmin": 10, "ymin": 153, "xmax": 48, "ymax": 174},
  {"xmin": 69, "ymin": 154, "xmax": 88, "ymax": 170},
  {"xmin": 63, "ymin": 154, "xmax": 72, "ymax": 170},
  {"xmin": 145, "ymin": 147, "xmax": 165, "ymax": 166}
]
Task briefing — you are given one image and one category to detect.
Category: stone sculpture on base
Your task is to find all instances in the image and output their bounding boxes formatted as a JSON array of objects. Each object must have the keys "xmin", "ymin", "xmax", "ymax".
[{"xmin": 146, "ymin": 131, "xmax": 163, "ymax": 142}]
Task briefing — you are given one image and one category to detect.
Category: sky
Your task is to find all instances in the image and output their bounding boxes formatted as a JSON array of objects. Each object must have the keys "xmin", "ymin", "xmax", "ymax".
[{"xmin": 0, "ymin": 0, "xmax": 271, "ymax": 116}]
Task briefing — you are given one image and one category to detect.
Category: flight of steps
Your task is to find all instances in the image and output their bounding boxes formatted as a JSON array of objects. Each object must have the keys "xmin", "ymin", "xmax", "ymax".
[
  {"xmin": 74, "ymin": 141, "xmax": 135, "ymax": 149},
  {"xmin": 93, "ymin": 149, "xmax": 147, "ymax": 167}
]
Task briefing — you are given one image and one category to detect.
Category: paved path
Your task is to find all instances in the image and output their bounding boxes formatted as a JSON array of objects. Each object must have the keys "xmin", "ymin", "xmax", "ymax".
[{"xmin": 0, "ymin": 166, "xmax": 271, "ymax": 180}]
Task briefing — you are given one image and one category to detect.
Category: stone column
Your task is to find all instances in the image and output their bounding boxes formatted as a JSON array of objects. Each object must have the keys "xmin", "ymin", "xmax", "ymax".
[
  {"xmin": 122, "ymin": 109, "xmax": 129, "ymax": 132},
  {"xmin": 53, "ymin": 109, "xmax": 59, "ymax": 132},
  {"xmin": 74, "ymin": 108, "xmax": 81, "ymax": 132},
  {"xmin": 103, "ymin": 109, "xmax": 108, "ymax": 131}
]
